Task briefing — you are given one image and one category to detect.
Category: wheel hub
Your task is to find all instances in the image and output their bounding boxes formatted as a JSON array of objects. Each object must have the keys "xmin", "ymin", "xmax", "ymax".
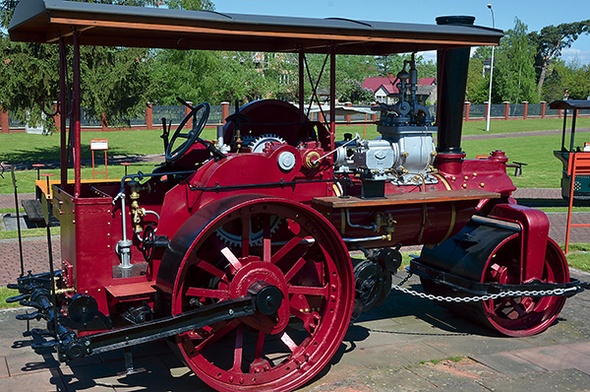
[{"xmin": 229, "ymin": 260, "xmax": 290, "ymax": 334}]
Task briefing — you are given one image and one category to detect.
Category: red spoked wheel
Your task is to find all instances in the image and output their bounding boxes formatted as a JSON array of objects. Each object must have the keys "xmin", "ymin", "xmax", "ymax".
[
  {"xmin": 163, "ymin": 196, "xmax": 354, "ymax": 391},
  {"xmin": 476, "ymin": 237, "xmax": 569, "ymax": 337}
]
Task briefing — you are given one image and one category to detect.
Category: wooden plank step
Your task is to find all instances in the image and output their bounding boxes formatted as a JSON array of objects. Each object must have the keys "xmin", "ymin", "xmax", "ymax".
[
  {"xmin": 312, "ymin": 189, "xmax": 500, "ymax": 209},
  {"xmin": 21, "ymin": 199, "xmax": 45, "ymax": 222}
]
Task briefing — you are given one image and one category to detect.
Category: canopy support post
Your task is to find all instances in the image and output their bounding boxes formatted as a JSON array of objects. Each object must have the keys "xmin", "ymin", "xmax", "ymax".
[
  {"xmin": 73, "ymin": 30, "xmax": 82, "ymax": 198},
  {"xmin": 329, "ymin": 45, "xmax": 336, "ymax": 150},
  {"xmin": 58, "ymin": 37, "xmax": 68, "ymax": 188}
]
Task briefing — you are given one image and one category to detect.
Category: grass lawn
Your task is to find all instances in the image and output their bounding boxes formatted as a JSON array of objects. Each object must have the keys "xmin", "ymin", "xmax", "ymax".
[
  {"xmin": 2, "ymin": 117, "xmax": 587, "ymax": 193},
  {"xmin": 0, "ymin": 117, "xmax": 589, "ymax": 288}
]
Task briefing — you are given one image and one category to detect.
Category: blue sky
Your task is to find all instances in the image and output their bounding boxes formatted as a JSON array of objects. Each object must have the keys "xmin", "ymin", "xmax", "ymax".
[{"xmin": 214, "ymin": 0, "xmax": 590, "ymax": 65}]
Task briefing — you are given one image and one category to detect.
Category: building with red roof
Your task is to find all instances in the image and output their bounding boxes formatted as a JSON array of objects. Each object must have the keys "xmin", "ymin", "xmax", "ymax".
[{"xmin": 362, "ymin": 76, "xmax": 437, "ymax": 105}]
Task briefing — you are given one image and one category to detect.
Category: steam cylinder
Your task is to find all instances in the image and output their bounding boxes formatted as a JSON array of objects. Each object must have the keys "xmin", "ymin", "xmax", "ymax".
[{"xmin": 435, "ymin": 16, "xmax": 474, "ymax": 154}]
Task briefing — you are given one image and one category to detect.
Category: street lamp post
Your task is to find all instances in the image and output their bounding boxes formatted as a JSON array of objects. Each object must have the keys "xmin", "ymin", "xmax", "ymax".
[{"xmin": 485, "ymin": 3, "xmax": 495, "ymax": 132}]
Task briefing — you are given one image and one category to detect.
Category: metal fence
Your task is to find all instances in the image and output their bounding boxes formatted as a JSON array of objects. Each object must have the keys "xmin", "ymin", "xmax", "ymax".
[{"xmin": 7, "ymin": 102, "xmax": 590, "ymax": 131}]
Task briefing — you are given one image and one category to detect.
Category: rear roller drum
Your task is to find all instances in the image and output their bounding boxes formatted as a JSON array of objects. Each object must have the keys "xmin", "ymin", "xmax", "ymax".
[
  {"xmin": 475, "ymin": 237, "xmax": 568, "ymax": 336},
  {"xmin": 158, "ymin": 196, "xmax": 354, "ymax": 391},
  {"xmin": 420, "ymin": 223, "xmax": 569, "ymax": 337}
]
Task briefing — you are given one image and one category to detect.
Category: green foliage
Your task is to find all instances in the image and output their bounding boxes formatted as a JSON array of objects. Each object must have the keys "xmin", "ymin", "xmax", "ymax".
[
  {"xmin": 529, "ymin": 19, "xmax": 590, "ymax": 99},
  {"xmin": 494, "ymin": 18, "xmax": 537, "ymax": 104},
  {"xmin": 0, "ymin": 36, "xmax": 60, "ymax": 125},
  {"xmin": 337, "ymin": 79, "xmax": 374, "ymax": 104},
  {"xmin": 466, "ymin": 57, "xmax": 489, "ymax": 104},
  {"xmin": 206, "ymin": 52, "xmax": 273, "ymax": 103},
  {"xmin": 166, "ymin": 0, "xmax": 214, "ymax": 10},
  {"xmin": 0, "ymin": 1, "xmax": 155, "ymax": 126},
  {"xmin": 543, "ymin": 59, "xmax": 590, "ymax": 101},
  {"xmin": 81, "ymin": 46, "xmax": 152, "ymax": 126},
  {"xmin": 149, "ymin": 49, "xmax": 218, "ymax": 104},
  {"xmin": 334, "ymin": 55, "xmax": 376, "ymax": 103}
]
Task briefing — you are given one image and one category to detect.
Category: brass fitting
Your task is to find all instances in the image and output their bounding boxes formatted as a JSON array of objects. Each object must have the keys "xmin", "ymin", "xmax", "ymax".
[
  {"xmin": 129, "ymin": 182, "xmax": 145, "ymax": 234},
  {"xmin": 374, "ymin": 212, "xmax": 397, "ymax": 240},
  {"xmin": 304, "ymin": 151, "xmax": 321, "ymax": 169}
]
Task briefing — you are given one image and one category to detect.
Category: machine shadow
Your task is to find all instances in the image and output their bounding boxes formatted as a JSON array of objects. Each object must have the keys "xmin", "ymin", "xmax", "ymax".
[
  {"xmin": 58, "ymin": 339, "xmax": 215, "ymax": 392},
  {"xmin": 353, "ymin": 284, "xmax": 498, "ymax": 335},
  {"xmin": 305, "ymin": 282, "xmax": 505, "ymax": 386}
]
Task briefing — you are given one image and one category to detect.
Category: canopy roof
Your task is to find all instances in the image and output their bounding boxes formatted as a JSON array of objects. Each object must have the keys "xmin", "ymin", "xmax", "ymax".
[
  {"xmin": 9, "ymin": 0, "xmax": 502, "ymax": 54},
  {"xmin": 549, "ymin": 100, "xmax": 590, "ymax": 111}
]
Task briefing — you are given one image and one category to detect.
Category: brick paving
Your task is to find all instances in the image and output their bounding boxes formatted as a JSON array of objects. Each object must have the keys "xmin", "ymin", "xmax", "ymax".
[{"xmin": 0, "ymin": 187, "xmax": 589, "ymax": 391}]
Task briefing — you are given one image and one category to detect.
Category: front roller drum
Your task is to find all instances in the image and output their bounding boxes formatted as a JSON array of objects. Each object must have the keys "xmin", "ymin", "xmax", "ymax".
[
  {"xmin": 156, "ymin": 195, "xmax": 354, "ymax": 391},
  {"xmin": 419, "ymin": 221, "xmax": 569, "ymax": 337}
]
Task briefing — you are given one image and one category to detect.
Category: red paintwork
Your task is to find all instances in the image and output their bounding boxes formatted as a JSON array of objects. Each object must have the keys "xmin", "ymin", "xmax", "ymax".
[
  {"xmin": 160, "ymin": 195, "xmax": 354, "ymax": 391},
  {"xmin": 488, "ymin": 203, "xmax": 551, "ymax": 282},
  {"xmin": 40, "ymin": 98, "xmax": 571, "ymax": 392}
]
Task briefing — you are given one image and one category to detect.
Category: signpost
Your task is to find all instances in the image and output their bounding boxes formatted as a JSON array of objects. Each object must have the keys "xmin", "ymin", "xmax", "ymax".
[{"xmin": 90, "ymin": 139, "xmax": 109, "ymax": 179}]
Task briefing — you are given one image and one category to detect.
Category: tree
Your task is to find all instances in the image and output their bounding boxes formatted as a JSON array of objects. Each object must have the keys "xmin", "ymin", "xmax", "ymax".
[
  {"xmin": 166, "ymin": 0, "xmax": 213, "ymax": 10},
  {"xmin": 334, "ymin": 55, "xmax": 376, "ymax": 103},
  {"xmin": 204, "ymin": 52, "xmax": 273, "ymax": 103},
  {"xmin": 372, "ymin": 53, "xmax": 435, "ymax": 79},
  {"xmin": 543, "ymin": 59, "xmax": 590, "ymax": 101},
  {"xmin": 564, "ymin": 61, "xmax": 590, "ymax": 100},
  {"xmin": 81, "ymin": 46, "xmax": 152, "ymax": 126},
  {"xmin": 465, "ymin": 55, "xmax": 490, "ymax": 104},
  {"xmin": 149, "ymin": 49, "xmax": 218, "ymax": 105},
  {"xmin": 494, "ymin": 18, "xmax": 537, "ymax": 104},
  {"xmin": 529, "ymin": 20, "xmax": 590, "ymax": 99},
  {"xmin": 0, "ymin": 0, "xmax": 211, "ymax": 126}
]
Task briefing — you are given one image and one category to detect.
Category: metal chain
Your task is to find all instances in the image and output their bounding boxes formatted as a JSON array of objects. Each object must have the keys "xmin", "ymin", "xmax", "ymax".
[{"xmin": 392, "ymin": 272, "xmax": 579, "ymax": 303}]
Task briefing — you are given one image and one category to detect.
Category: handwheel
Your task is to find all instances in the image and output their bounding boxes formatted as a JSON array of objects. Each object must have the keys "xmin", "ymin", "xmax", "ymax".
[
  {"xmin": 165, "ymin": 100, "xmax": 210, "ymax": 163},
  {"xmin": 157, "ymin": 195, "xmax": 354, "ymax": 391}
]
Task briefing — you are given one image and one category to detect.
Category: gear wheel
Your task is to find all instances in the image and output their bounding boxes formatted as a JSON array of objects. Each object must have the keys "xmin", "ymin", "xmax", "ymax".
[
  {"xmin": 215, "ymin": 215, "xmax": 283, "ymax": 248},
  {"xmin": 245, "ymin": 133, "xmax": 286, "ymax": 153}
]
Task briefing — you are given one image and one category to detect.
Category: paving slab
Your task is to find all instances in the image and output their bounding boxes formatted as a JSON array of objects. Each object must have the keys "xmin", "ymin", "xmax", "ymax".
[{"xmin": 0, "ymin": 271, "xmax": 589, "ymax": 392}]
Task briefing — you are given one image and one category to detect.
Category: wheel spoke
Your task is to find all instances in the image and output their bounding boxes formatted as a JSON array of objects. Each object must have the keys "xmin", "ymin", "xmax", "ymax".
[
  {"xmin": 231, "ymin": 324, "xmax": 244, "ymax": 372},
  {"xmin": 509, "ymin": 298, "xmax": 531, "ymax": 318},
  {"xmin": 197, "ymin": 259, "xmax": 229, "ymax": 283},
  {"xmin": 192, "ymin": 319, "xmax": 241, "ymax": 355},
  {"xmin": 171, "ymin": 198, "xmax": 353, "ymax": 390},
  {"xmin": 261, "ymin": 215, "xmax": 272, "ymax": 262},
  {"xmin": 221, "ymin": 246, "xmax": 243, "ymax": 271},
  {"xmin": 288, "ymin": 284, "xmax": 329, "ymax": 297},
  {"xmin": 271, "ymin": 235, "xmax": 311, "ymax": 265},
  {"xmin": 279, "ymin": 331, "xmax": 299, "ymax": 353},
  {"xmin": 254, "ymin": 330, "xmax": 266, "ymax": 359},
  {"xmin": 284, "ymin": 257, "xmax": 307, "ymax": 282}
]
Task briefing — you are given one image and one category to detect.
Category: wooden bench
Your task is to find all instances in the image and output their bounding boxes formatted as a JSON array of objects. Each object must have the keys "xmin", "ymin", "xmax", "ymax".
[{"xmin": 21, "ymin": 199, "xmax": 44, "ymax": 222}]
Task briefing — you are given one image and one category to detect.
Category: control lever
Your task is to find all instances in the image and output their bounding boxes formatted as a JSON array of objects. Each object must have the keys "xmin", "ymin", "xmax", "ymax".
[{"xmin": 160, "ymin": 117, "xmax": 170, "ymax": 151}]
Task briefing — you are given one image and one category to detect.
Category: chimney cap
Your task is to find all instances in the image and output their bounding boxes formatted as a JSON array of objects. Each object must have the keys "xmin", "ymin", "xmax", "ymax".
[{"xmin": 436, "ymin": 16, "xmax": 476, "ymax": 26}]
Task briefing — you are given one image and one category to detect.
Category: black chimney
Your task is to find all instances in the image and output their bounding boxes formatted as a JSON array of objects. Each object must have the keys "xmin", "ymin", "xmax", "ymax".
[{"xmin": 435, "ymin": 16, "xmax": 474, "ymax": 154}]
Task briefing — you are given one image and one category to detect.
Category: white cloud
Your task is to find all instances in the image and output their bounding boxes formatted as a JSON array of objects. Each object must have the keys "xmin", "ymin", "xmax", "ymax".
[{"xmin": 562, "ymin": 47, "xmax": 590, "ymax": 66}]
